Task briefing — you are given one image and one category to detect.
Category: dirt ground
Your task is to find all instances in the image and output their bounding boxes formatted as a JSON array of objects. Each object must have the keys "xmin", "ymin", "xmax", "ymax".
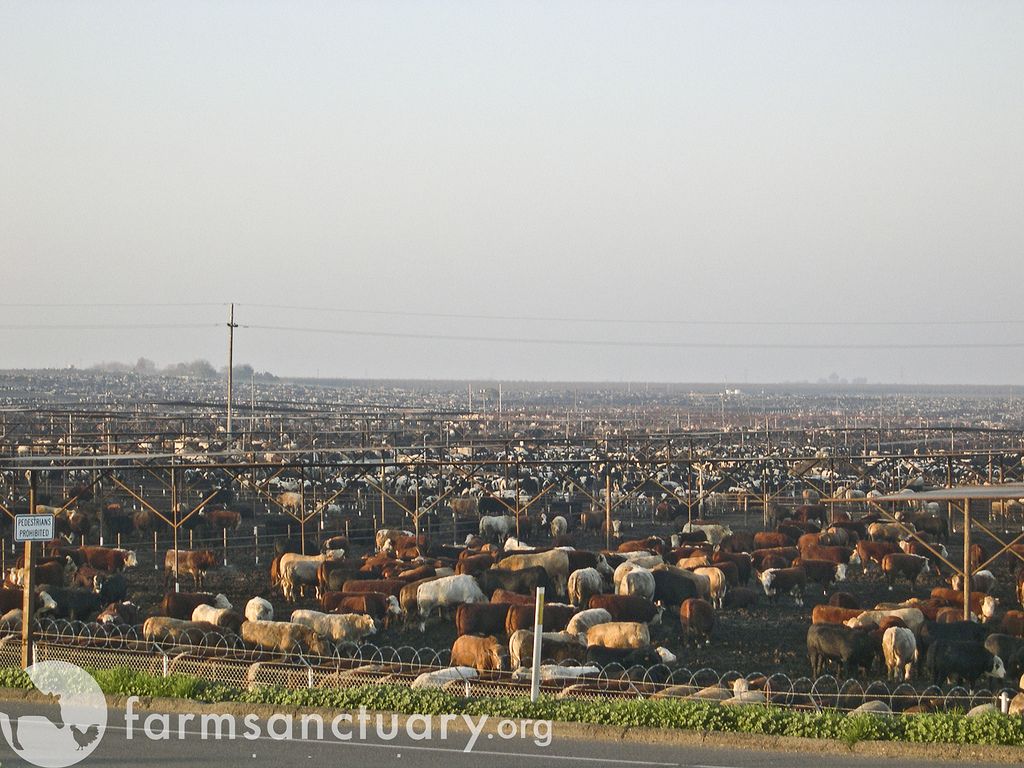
[{"xmin": 98, "ymin": 511, "xmax": 1021, "ymax": 683}]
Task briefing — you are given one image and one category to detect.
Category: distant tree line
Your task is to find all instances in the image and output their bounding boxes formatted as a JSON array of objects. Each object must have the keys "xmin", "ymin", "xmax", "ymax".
[{"xmin": 88, "ymin": 358, "xmax": 277, "ymax": 380}]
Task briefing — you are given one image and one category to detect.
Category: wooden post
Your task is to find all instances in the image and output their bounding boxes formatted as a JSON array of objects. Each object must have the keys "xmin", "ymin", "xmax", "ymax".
[
  {"xmin": 300, "ymin": 466, "xmax": 306, "ymax": 556},
  {"xmin": 963, "ymin": 498, "xmax": 972, "ymax": 622},
  {"xmin": 380, "ymin": 461, "xmax": 386, "ymax": 528},
  {"xmin": 171, "ymin": 464, "xmax": 179, "ymax": 592},
  {"xmin": 21, "ymin": 470, "xmax": 37, "ymax": 669},
  {"xmin": 605, "ymin": 474, "xmax": 611, "ymax": 551}
]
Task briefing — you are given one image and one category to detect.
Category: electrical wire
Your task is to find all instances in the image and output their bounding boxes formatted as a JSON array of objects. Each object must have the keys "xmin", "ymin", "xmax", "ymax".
[
  {"xmin": 239, "ymin": 303, "xmax": 1024, "ymax": 328},
  {"xmin": 242, "ymin": 323, "xmax": 1024, "ymax": 351}
]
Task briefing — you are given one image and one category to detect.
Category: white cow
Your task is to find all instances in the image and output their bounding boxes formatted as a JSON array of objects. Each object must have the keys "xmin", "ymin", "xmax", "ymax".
[
  {"xmin": 416, "ymin": 575, "xmax": 487, "ymax": 629},
  {"xmin": 245, "ymin": 597, "xmax": 274, "ymax": 623},
  {"xmin": 290, "ymin": 610, "xmax": 377, "ymax": 644},
  {"xmin": 882, "ymin": 626, "xmax": 917, "ymax": 681}
]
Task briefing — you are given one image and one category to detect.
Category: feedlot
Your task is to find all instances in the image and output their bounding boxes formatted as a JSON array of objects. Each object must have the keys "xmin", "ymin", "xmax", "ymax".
[
  {"xmin": 3, "ymin": 377, "xmax": 1024, "ymax": 706},
  {"xmin": 5, "ymin": 484, "xmax": 1023, "ymax": 688}
]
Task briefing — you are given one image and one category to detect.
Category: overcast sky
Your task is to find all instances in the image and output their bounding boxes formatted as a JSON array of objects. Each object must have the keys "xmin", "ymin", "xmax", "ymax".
[{"xmin": 2, "ymin": 2, "xmax": 1022, "ymax": 384}]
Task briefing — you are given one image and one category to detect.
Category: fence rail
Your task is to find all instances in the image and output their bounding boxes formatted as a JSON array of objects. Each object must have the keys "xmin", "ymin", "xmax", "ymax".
[{"xmin": 0, "ymin": 621, "xmax": 1017, "ymax": 715}]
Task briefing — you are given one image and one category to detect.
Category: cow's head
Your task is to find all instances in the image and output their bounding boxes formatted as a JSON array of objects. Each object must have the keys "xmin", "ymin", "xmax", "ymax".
[
  {"xmin": 594, "ymin": 554, "xmax": 612, "ymax": 577},
  {"xmin": 835, "ymin": 564, "xmax": 848, "ymax": 582},
  {"xmin": 124, "ymin": 550, "xmax": 138, "ymax": 568},
  {"xmin": 386, "ymin": 595, "xmax": 402, "ymax": 616},
  {"xmin": 982, "ymin": 595, "xmax": 999, "ymax": 621},
  {"xmin": 849, "ymin": 551, "xmax": 862, "ymax": 566},
  {"xmin": 990, "ymin": 654, "xmax": 1007, "ymax": 679},
  {"xmin": 213, "ymin": 593, "xmax": 232, "ymax": 610},
  {"xmin": 758, "ymin": 569, "xmax": 776, "ymax": 594},
  {"xmin": 38, "ymin": 591, "xmax": 57, "ymax": 614},
  {"xmin": 655, "ymin": 646, "xmax": 677, "ymax": 665}
]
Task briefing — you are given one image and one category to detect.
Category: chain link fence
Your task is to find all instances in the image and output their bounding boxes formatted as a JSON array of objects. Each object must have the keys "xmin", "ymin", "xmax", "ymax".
[{"xmin": 0, "ymin": 620, "xmax": 1017, "ymax": 714}]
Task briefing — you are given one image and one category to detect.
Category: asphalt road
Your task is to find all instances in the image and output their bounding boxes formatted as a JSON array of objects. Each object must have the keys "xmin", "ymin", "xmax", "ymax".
[{"xmin": 0, "ymin": 701, "xmax": 1016, "ymax": 768}]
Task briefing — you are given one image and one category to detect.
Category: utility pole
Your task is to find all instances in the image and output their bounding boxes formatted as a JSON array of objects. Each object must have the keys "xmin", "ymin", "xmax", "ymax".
[{"xmin": 226, "ymin": 303, "xmax": 238, "ymax": 442}]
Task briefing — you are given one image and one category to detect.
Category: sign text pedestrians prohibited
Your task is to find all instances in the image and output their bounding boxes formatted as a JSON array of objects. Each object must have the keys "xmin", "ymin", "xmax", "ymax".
[{"xmin": 15, "ymin": 514, "xmax": 55, "ymax": 543}]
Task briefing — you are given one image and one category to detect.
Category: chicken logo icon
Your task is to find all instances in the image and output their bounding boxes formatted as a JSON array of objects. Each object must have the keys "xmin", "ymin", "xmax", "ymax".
[{"xmin": 0, "ymin": 661, "xmax": 106, "ymax": 767}]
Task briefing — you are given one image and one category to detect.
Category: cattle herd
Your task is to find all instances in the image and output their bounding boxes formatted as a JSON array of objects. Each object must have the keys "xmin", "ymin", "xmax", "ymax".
[{"xmin": 2, "ymin": 487, "xmax": 1024, "ymax": 705}]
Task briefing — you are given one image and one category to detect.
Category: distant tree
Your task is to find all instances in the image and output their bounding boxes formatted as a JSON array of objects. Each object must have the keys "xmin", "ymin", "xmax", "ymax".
[
  {"xmin": 134, "ymin": 357, "xmax": 157, "ymax": 375},
  {"xmin": 163, "ymin": 359, "xmax": 217, "ymax": 378}
]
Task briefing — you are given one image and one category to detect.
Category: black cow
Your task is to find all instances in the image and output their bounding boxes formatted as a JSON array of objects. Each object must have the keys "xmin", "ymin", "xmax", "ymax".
[
  {"xmin": 926, "ymin": 641, "xmax": 1005, "ymax": 687},
  {"xmin": 806, "ymin": 624, "xmax": 874, "ymax": 677},
  {"xmin": 983, "ymin": 635, "xmax": 1024, "ymax": 679},
  {"xmin": 918, "ymin": 621, "xmax": 989, "ymax": 660},
  {"xmin": 37, "ymin": 584, "xmax": 103, "ymax": 622},
  {"xmin": 651, "ymin": 568, "xmax": 697, "ymax": 608},
  {"xmin": 97, "ymin": 573, "xmax": 129, "ymax": 604}
]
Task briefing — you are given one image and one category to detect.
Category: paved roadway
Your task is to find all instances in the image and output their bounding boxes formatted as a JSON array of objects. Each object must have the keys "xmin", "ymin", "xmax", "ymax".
[{"xmin": 0, "ymin": 701, "xmax": 1016, "ymax": 768}]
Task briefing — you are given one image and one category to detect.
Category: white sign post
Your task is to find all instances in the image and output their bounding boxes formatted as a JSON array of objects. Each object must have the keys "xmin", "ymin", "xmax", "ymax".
[{"xmin": 530, "ymin": 586, "xmax": 545, "ymax": 703}]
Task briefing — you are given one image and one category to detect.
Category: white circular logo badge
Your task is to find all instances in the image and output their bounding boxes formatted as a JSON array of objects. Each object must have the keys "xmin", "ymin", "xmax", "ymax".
[{"xmin": 0, "ymin": 661, "xmax": 107, "ymax": 767}]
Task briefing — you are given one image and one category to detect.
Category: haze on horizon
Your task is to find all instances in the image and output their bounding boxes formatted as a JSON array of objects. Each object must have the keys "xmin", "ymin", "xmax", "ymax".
[{"xmin": 2, "ymin": 2, "xmax": 1022, "ymax": 385}]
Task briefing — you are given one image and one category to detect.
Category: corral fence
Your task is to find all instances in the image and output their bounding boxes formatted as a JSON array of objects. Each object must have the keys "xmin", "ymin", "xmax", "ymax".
[{"xmin": 0, "ymin": 620, "xmax": 1017, "ymax": 715}]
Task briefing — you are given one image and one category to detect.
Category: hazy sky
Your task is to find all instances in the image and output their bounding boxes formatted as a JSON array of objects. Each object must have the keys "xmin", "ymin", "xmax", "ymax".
[{"xmin": 2, "ymin": 2, "xmax": 1022, "ymax": 384}]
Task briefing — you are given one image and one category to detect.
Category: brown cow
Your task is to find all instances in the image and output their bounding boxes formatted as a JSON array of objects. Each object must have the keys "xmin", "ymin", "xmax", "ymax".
[
  {"xmin": 340, "ymin": 578, "xmax": 404, "ymax": 597},
  {"xmin": 78, "ymin": 546, "xmax": 138, "ymax": 572},
  {"xmin": 856, "ymin": 540, "xmax": 899, "ymax": 572},
  {"xmin": 881, "ymin": 553, "xmax": 930, "ymax": 589},
  {"xmin": 680, "ymin": 598, "xmax": 714, "ymax": 646},
  {"xmin": 1000, "ymin": 610, "xmax": 1024, "ymax": 637},
  {"xmin": 490, "ymin": 589, "xmax": 534, "ymax": 605},
  {"xmin": 588, "ymin": 594, "xmax": 662, "ymax": 624},
  {"xmin": 159, "ymin": 591, "xmax": 231, "ymax": 620},
  {"xmin": 811, "ymin": 605, "xmax": 862, "ymax": 625},
  {"xmin": 455, "ymin": 554, "xmax": 495, "ymax": 576},
  {"xmin": 750, "ymin": 547, "xmax": 799, "ymax": 570},
  {"xmin": 713, "ymin": 551, "xmax": 752, "ymax": 584},
  {"xmin": 455, "ymin": 603, "xmax": 511, "ymax": 636},
  {"xmin": 800, "ymin": 543, "xmax": 857, "ymax": 566},
  {"xmin": 203, "ymin": 508, "xmax": 242, "ymax": 532},
  {"xmin": 753, "ymin": 532, "xmax": 793, "ymax": 550},
  {"xmin": 505, "ymin": 603, "xmax": 575, "ymax": 634},
  {"xmin": 451, "ymin": 634, "xmax": 507, "ymax": 671},
  {"xmin": 320, "ymin": 591, "xmax": 401, "ymax": 625},
  {"xmin": 164, "ymin": 550, "xmax": 217, "ymax": 589}
]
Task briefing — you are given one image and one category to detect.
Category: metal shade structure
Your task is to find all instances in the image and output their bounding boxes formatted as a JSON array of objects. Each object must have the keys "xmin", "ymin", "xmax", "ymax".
[
  {"xmin": 869, "ymin": 484, "xmax": 1024, "ymax": 503},
  {"xmin": 868, "ymin": 483, "xmax": 1024, "ymax": 620}
]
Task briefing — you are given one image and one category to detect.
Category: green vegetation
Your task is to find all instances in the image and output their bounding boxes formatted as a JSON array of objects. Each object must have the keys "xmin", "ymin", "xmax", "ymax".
[{"xmin": 0, "ymin": 667, "xmax": 1020, "ymax": 747}]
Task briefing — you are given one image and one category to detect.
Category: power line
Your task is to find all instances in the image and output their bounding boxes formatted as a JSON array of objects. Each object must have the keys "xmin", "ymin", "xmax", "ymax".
[
  {"xmin": 0, "ymin": 302, "xmax": 226, "ymax": 308},
  {"xmin": 239, "ymin": 303, "xmax": 1024, "ymax": 328},
  {"xmin": 0, "ymin": 323, "xmax": 220, "ymax": 330},
  {"xmin": 242, "ymin": 323, "xmax": 1024, "ymax": 351}
]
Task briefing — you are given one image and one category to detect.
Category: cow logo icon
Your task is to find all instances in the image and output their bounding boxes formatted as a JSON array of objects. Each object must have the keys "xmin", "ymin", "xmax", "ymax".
[{"xmin": 0, "ymin": 660, "xmax": 107, "ymax": 767}]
